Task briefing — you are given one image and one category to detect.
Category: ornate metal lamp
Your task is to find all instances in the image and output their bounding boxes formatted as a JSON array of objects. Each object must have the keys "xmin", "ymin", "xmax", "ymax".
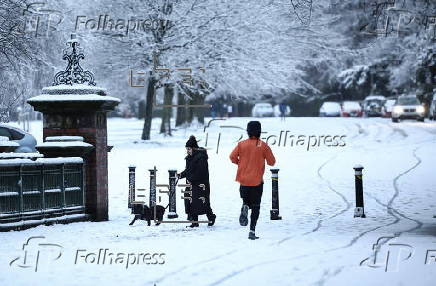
[{"xmin": 53, "ymin": 34, "xmax": 96, "ymax": 86}]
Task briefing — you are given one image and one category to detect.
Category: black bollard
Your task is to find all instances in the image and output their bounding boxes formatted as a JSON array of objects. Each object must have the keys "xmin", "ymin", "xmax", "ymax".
[
  {"xmin": 128, "ymin": 166, "xmax": 136, "ymax": 209},
  {"xmin": 167, "ymin": 169, "xmax": 179, "ymax": 218},
  {"xmin": 149, "ymin": 166, "xmax": 157, "ymax": 207},
  {"xmin": 353, "ymin": 165, "xmax": 366, "ymax": 218},
  {"xmin": 270, "ymin": 168, "xmax": 282, "ymax": 220}
]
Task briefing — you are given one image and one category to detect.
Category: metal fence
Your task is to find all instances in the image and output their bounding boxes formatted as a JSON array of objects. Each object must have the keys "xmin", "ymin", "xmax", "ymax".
[{"xmin": 0, "ymin": 158, "xmax": 85, "ymax": 226}]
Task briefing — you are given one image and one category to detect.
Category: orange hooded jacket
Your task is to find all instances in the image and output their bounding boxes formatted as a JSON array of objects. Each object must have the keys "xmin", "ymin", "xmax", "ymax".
[{"xmin": 229, "ymin": 138, "xmax": 276, "ymax": 186}]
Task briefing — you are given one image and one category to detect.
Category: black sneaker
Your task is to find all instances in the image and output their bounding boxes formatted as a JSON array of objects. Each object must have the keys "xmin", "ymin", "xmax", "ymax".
[
  {"xmin": 187, "ymin": 223, "xmax": 199, "ymax": 228},
  {"xmin": 248, "ymin": 231, "xmax": 259, "ymax": 240},
  {"xmin": 207, "ymin": 214, "xmax": 216, "ymax": 226},
  {"xmin": 239, "ymin": 204, "xmax": 249, "ymax": 226}
]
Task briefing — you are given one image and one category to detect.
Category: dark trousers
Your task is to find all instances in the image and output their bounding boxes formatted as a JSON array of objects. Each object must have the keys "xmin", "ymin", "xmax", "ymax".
[{"xmin": 240, "ymin": 183, "xmax": 263, "ymax": 231}]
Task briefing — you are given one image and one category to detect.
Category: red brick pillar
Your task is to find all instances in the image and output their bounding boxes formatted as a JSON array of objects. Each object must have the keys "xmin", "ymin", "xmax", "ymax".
[{"xmin": 28, "ymin": 85, "xmax": 120, "ymax": 221}]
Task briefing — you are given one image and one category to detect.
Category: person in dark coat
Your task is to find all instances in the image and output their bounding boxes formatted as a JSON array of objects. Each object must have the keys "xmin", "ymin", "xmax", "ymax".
[{"xmin": 178, "ymin": 135, "xmax": 216, "ymax": 228}]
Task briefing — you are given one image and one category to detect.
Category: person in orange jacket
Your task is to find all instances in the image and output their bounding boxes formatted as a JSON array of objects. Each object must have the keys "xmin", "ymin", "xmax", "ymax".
[{"xmin": 229, "ymin": 121, "xmax": 276, "ymax": 240}]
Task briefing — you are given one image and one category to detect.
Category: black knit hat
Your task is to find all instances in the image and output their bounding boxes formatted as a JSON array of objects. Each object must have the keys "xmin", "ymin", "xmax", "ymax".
[
  {"xmin": 185, "ymin": 135, "xmax": 199, "ymax": 148},
  {"xmin": 247, "ymin": 121, "xmax": 261, "ymax": 138}
]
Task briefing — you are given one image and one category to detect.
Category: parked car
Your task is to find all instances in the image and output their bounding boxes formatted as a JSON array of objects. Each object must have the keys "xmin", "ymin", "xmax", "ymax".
[
  {"xmin": 429, "ymin": 99, "xmax": 436, "ymax": 120},
  {"xmin": 363, "ymin": 95, "xmax": 386, "ymax": 117},
  {"xmin": 319, "ymin": 102, "xmax": 341, "ymax": 117},
  {"xmin": 341, "ymin": 101, "xmax": 362, "ymax": 117},
  {"xmin": 273, "ymin": 104, "xmax": 291, "ymax": 117},
  {"xmin": 252, "ymin": 103, "xmax": 274, "ymax": 117},
  {"xmin": 382, "ymin": 99, "xmax": 396, "ymax": 118},
  {"xmin": 0, "ymin": 124, "xmax": 37, "ymax": 152},
  {"xmin": 391, "ymin": 96, "xmax": 425, "ymax": 123}
]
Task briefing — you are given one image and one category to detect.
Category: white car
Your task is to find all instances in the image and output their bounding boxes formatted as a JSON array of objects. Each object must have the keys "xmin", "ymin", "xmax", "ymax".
[
  {"xmin": 252, "ymin": 103, "xmax": 274, "ymax": 117},
  {"xmin": 382, "ymin": 99, "xmax": 396, "ymax": 117},
  {"xmin": 391, "ymin": 96, "xmax": 425, "ymax": 122},
  {"xmin": 341, "ymin": 101, "xmax": 362, "ymax": 117},
  {"xmin": 319, "ymin": 102, "xmax": 341, "ymax": 117}
]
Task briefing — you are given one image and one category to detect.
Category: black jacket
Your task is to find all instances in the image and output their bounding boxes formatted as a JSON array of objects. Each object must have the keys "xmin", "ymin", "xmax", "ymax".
[
  {"xmin": 179, "ymin": 148, "xmax": 212, "ymax": 216},
  {"xmin": 179, "ymin": 148, "xmax": 209, "ymax": 185}
]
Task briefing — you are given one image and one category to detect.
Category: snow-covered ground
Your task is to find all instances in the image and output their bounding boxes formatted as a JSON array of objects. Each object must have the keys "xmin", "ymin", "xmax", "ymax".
[{"xmin": 1, "ymin": 117, "xmax": 436, "ymax": 286}]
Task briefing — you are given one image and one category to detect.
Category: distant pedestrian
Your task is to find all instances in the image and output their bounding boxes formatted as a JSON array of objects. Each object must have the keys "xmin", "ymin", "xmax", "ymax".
[
  {"xmin": 210, "ymin": 103, "xmax": 217, "ymax": 119},
  {"xmin": 227, "ymin": 105, "xmax": 233, "ymax": 117},
  {"xmin": 222, "ymin": 104, "xmax": 227, "ymax": 118},
  {"xmin": 279, "ymin": 103, "xmax": 287, "ymax": 121},
  {"xmin": 229, "ymin": 121, "xmax": 276, "ymax": 240}
]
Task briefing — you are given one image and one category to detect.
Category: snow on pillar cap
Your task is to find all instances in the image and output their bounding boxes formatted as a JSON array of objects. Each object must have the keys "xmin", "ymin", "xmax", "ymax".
[
  {"xmin": 46, "ymin": 136, "xmax": 84, "ymax": 142},
  {"xmin": 353, "ymin": 164, "xmax": 364, "ymax": 169}
]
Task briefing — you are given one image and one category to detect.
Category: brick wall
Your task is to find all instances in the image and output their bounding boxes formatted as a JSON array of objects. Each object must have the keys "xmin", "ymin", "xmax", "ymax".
[{"xmin": 43, "ymin": 111, "xmax": 109, "ymax": 221}]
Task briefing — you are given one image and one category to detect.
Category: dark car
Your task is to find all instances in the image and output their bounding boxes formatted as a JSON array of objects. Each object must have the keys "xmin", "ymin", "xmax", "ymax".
[{"xmin": 363, "ymin": 95, "xmax": 386, "ymax": 117}]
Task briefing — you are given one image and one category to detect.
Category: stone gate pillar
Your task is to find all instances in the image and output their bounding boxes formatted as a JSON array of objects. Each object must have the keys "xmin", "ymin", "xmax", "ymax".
[{"xmin": 27, "ymin": 34, "xmax": 120, "ymax": 221}]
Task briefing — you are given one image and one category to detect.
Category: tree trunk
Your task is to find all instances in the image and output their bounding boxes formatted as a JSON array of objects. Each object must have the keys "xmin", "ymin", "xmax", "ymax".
[
  {"xmin": 195, "ymin": 93, "xmax": 205, "ymax": 124},
  {"xmin": 141, "ymin": 72, "xmax": 156, "ymax": 140},
  {"xmin": 186, "ymin": 99, "xmax": 194, "ymax": 124},
  {"xmin": 186, "ymin": 89, "xmax": 194, "ymax": 124},
  {"xmin": 175, "ymin": 88, "xmax": 187, "ymax": 127},
  {"xmin": 160, "ymin": 84, "xmax": 174, "ymax": 136}
]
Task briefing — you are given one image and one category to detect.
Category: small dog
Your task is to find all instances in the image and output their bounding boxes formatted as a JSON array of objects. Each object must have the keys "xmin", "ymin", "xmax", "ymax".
[{"xmin": 129, "ymin": 204, "xmax": 166, "ymax": 226}]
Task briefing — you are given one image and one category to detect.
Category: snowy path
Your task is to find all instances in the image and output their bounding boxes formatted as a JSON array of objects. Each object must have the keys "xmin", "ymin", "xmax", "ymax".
[{"xmin": 1, "ymin": 117, "xmax": 436, "ymax": 286}]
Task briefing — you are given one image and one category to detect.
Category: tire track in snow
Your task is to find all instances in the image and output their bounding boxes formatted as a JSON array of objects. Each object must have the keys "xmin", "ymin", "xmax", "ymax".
[
  {"xmin": 276, "ymin": 121, "xmax": 365, "ymax": 245},
  {"xmin": 307, "ymin": 122, "xmax": 424, "ymax": 285},
  {"xmin": 317, "ymin": 155, "xmax": 353, "ymax": 219},
  {"xmin": 324, "ymin": 138, "xmax": 422, "ymax": 250},
  {"xmin": 145, "ymin": 249, "xmax": 239, "ymax": 285},
  {"xmin": 317, "ymin": 145, "xmax": 425, "ymax": 286},
  {"xmin": 317, "ymin": 122, "xmax": 436, "ymax": 285},
  {"xmin": 315, "ymin": 267, "xmax": 345, "ymax": 286},
  {"xmin": 275, "ymin": 154, "xmax": 352, "ymax": 245},
  {"xmin": 205, "ymin": 251, "xmax": 336, "ymax": 286}
]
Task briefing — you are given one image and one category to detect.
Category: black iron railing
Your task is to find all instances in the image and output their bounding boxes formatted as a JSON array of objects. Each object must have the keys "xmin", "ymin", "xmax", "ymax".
[{"xmin": 0, "ymin": 158, "xmax": 85, "ymax": 227}]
